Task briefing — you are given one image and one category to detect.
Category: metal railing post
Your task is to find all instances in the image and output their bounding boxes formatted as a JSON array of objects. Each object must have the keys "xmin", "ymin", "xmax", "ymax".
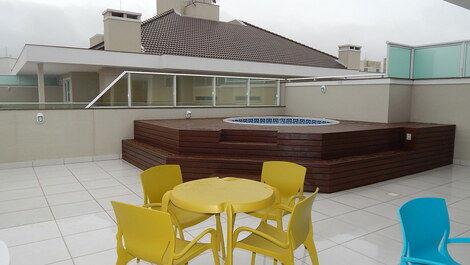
[{"xmin": 127, "ymin": 72, "xmax": 132, "ymax": 107}]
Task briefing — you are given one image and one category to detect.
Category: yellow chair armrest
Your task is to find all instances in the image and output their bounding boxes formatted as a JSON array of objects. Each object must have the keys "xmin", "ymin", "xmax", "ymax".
[
  {"xmin": 233, "ymin": 226, "xmax": 289, "ymax": 249},
  {"xmin": 142, "ymin": 203, "xmax": 162, "ymax": 208},
  {"xmin": 174, "ymin": 228, "xmax": 216, "ymax": 259},
  {"xmin": 287, "ymin": 195, "xmax": 306, "ymax": 207},
  {"xmin": 261, "ymin": 204, "xmax": 293, "ymax": 222}
]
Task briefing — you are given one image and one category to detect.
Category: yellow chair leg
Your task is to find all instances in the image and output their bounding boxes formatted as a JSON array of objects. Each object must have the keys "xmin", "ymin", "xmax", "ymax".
[
  {"xmin": 304, "ymin": 236, "xmax": 319, "ymax": 265},
  {"xmin": 251, "ymin": 252, "xmax": 256, "ymax": 265},
  {"xmin": 178, "ymin": 228, "xmax": 185, "ymax": 240},
  {"xmin": 273, "ymin": 259, "xmax": 277, "ymax": 265},
  {"xmin": 116, "ymin": 249, "xmax": 134, "ymax": 265},
  {"xmin": 215, "ymin": 214, "xmax": 226, "ymax": 258},
  {"xmin": 211, "ymin": 229, "xmax": 221, "ymax": 265}
]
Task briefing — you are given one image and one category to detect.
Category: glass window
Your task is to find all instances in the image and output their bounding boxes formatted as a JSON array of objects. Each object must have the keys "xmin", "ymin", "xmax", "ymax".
[
  {"xmin": 466, "ymin": 43, "xmax": 470, "ymax": 77},
  {"xmin": 388, "ymin": 46, "xmax": 411, "ymax": 79},
  {"xmin": 131, "ymin": 74, "xmax": 173, "ymax": 106},
  {"xmin": 249, "ymin": 79, "xmax": 278, "ymax": 106},
  {"xmin": 94, "ymin": 73, "xmax": 128, "ymax": 107},
  {"xmin": 176, "ymin": 76, "xmax": 213, "ymax": 106},
  {"xmin": 215, "ymin": 78, "xmax": 248, "ymax": 106},
  {"xmin": 413, "ymin": 45, "xmax": 461, "ymax": 79}
]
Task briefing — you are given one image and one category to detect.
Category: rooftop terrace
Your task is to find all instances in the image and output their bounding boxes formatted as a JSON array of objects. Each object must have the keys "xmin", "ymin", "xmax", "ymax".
[{"xmin": 0, "ymin": 159, "xmax": 469, "ymax": 264}]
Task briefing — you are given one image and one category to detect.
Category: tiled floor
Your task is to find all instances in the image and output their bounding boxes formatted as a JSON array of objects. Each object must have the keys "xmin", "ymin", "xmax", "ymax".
[{"xmin": 0, "ymin": 160, "xmax": 469, "ymax": 265}]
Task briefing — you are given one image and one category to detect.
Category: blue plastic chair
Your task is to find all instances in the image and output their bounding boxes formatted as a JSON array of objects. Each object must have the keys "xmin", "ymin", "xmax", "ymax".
[{"xmin": 398, "ymin": 198, "xmax": 470, "ymax": 265}]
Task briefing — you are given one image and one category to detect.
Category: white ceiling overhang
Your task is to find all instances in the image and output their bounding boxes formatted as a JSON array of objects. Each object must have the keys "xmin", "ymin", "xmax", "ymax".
[
  {"xmin": 11, "ymin": 44, "xmax": 359, "ymax": 78},
  {"xmin": 444, "ymin": 0, "xmax": 470, "ymax": 9}
]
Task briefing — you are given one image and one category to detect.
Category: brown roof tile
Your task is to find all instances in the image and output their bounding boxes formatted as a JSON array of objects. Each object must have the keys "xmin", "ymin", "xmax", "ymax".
[{"xmin": 141, "ymin": 10, "xmax": 345, "ymax": 69}]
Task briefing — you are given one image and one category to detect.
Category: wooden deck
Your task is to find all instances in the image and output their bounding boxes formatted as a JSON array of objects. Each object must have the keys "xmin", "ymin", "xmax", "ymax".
[{"xmin": 122, "ymin": 118, "xmax": 455, "ymax": 193}]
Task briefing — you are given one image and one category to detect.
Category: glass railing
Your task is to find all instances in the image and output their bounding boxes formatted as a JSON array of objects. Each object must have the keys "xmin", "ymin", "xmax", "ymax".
[
  {"xmin": 86, "ymin": 71, "xmax": 281, "ymax": 108},
  {"xmin": 387, "ymin": 40, "xmax": 470, "ymax": 79},
  {"xmin": 0, "ymin": 102, "xmax": 88, "ymax": 110}
]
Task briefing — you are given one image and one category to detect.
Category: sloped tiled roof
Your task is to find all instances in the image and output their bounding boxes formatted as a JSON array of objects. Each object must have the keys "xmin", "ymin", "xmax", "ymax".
[{"xmin": 141, "ymin": 10, "xmax": 345, "ymax": 69}]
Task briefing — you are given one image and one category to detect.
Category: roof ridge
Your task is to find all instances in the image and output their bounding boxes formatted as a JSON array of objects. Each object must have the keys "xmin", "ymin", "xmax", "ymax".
[
  {"xmin": 142, "ymin": 9, "xmax": 176, "ymax": 25},
  {"xmin": 241, "ymin": 21, "xmax": 339, "ymax": 60}
]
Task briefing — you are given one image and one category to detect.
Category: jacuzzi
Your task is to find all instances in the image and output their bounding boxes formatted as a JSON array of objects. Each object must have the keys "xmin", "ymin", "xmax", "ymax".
[{"xmin": 223, "ymin": 116, "xmax": 340, "ymax": 126}]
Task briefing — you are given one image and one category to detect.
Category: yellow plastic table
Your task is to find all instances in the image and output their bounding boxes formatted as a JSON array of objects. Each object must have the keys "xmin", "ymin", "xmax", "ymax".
[{"xmin": 170, "ymin": 177, "xmax": 276, "ymax": 265}]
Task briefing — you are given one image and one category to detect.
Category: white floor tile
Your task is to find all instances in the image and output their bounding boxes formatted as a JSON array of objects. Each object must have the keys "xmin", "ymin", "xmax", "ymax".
[
  {"xmin": 63, "ymin": 227, "xmax": 117, "ymax": 257},
  {"xmin": 50, "ymin": 200, "xmax": 104, "ymax": 219},
  {"xmin": 0, "ymin": 196, "xmax": 48, "ymax": 214},
  {"xmin": 330, "ymin": 193, "xmax": 382, "ymax": 209},
  {"xmin": 97, "ymin": 194, "xmax": 142, "ymax": 211},
  {"xmin": 73, "ymin": 249, "xmax": 116, "ymax": 265},
  {"xmin": 0, "ymin": 207, "xmax": 53, "ymax": 229},
  {"xmin": 313, "ymin": 245, "xmax": 383, "ymax": 265},
  {"xmin": 335, "ymin": 210, "xmax": 397, "ymax": 233},
  {"xmin": 0, "ymin": 221, "xmax": 61, "ymax": 247},
  {"xmin": 80, "ymin": 179, "xmax": 122, "ymax": 190},
  {"xmin": 312, "ymin": 199, "xmax": 356, "ymax": 217},
  {"xmin": 42, "ymin": 182, "xmax": 85, "ymax": 195},
  {"xmin": 56, "ymin": 212, "xmax": 116, "ymax": 236},
  {"xmin": 352, "ymin": 187, "xmax": 403, "ymax": 202},
  {"xmin": 39, "ymin": 176, "xmax": 78, "ymax": 187},
  {"xmin": 343, "ymin": 233, "xmax": 402, "ymax": 265},
  {"xmin": 87, "ymin": 185, "xmax": 132, "ymax": 199},
  {"xmin": 314, "ymin": 218, "xmax": 368, "ymax": 244},
  {"xmin": 363, "ymin": 203, "xmax": 401, "ymax": 221},
  {"xmin": 448, "ymin": 206, "xmax": 470, "ymax": 225},
  {"xmin": 46, "ymin": 191, "xmax": 93, "ymax": 206},
  {"xmin": 0, "ymin": 179, "xmax": 39, "ymax": 192},
  {"xmin": 0, "ymin": 187, "xmax": 44, "ymax": 202},
  {"xmin": 9, "ymin": 238, "xmax": 71, "ymax": 265}
]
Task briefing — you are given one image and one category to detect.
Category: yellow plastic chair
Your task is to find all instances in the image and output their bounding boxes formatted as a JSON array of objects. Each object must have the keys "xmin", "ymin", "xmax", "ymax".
[
  {"xmin": 140, "ymin": 165, "xmax": 226, "ymax": 256},
  {"xmin": 111, "ymin": 201, "xmax": 220, "ymax": 265},
  {"xmin": 247, "ymin": 161, "xmax": 307, "ymax": 227},
  {"xmin": 233, "ymin": 189, "xmax": 319, "ymax": 265}
]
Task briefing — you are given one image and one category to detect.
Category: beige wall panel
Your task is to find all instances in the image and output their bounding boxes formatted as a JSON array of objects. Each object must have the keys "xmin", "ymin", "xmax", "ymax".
[
  {"xmin": 0, "ymin": 111, "xmax": 18, "ymax": 162},
  {"xmin": 0, "ymin": 107, "xmax": 285, "ymax": 163},
  {"xmin": 4, "ymin": 110, "xmax": 94, "ymax": 163},
  {"xmin": 285, "ymin": 84, "xmax": 390, "ymax": 123},
  {"xmin": 388, "ymin": 84, "xmax": 412, "ymax": 123},
  {"xmin": 410, "ymin": 84, "xmax": 470, "ymax": 162},
  {"xmin": 70, "ymin": 72, "xmax": 99, "ymax": 102}
]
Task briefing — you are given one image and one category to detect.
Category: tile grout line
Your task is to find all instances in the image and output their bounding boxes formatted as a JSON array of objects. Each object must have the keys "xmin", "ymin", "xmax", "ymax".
[
  {"xmin": 31, "ymin": 166, "xmax": 78, "ymax": 265},
  {"xmin": 63, "ymin": 163, "xmax": 119, "ymax": 225}
]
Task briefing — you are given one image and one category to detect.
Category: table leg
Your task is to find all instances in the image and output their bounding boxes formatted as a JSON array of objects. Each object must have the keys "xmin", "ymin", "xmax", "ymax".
[
  {"xmin": 215, "ymin": 213, "xmax": 226, "ymax": 258},
  {"xmin": 225, "ymin": 206, "xmax": 236, "ymax": 265}
]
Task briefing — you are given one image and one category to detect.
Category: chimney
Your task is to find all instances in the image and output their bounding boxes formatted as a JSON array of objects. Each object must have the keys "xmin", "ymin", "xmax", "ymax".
[
  {"xmin": 101, "ymin": 9, "xmax": 142, "ymax": 53},
  {"xmin": 157, "ymin": 0, "xmax": 220, "ymax": 21},
  {"xmin": 338, "ymin": 44, "xmax": 362, "ymax": 70}
]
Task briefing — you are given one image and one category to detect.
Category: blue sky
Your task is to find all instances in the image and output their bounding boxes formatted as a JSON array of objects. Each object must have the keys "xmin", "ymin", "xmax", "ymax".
[{"xmin": 1, "ymin": 0, "xmax": 469, "ymax": 60}]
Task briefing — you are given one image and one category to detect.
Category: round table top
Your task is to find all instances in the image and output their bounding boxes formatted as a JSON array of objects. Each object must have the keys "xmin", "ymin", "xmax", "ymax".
[{"xmin": 170, "ymin": 177, "xmax": 275, "ymax": 214}]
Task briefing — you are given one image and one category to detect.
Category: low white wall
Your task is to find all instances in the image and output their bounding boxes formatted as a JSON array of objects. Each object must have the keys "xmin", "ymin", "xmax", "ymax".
[
  {"xmin": 410, "ymin": 84, "xmax": 470, "ymax": 163},
  {"xmin": 0, "ymin": 107, "xmax": 285, "ymax": 166},
  {"xmin": 285, "ymin": 83, "xmax": 412, "ymax": 123}
]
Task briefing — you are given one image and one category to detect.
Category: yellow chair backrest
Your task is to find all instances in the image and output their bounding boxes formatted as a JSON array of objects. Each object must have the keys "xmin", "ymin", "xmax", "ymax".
[
  {"xmin": 140, "ymin": 165, "xmax": 183, "ymax": 205},
  {"xmin": 112, "ymin": 201, "xmax": 175, "ymax": 264},
  {"xmin": 287, "ymin": 189, "xmax": 318, "ymax": 249},
  {"xmin": 261, "ymin": 161, "xmax": 307, "ymax": 200}
]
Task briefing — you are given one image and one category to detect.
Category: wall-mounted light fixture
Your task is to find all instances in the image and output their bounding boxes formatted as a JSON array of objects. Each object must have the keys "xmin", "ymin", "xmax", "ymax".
[{"xmin": 36, "ymin": 113, "xmax": 45, "ymax": 124}]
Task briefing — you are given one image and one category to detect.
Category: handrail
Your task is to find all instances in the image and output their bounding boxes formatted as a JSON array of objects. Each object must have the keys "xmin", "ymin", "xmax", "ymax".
[
  {"xmin": 85, "ymin": 71, "xmax": 128, "ymax": 108},
  {"xmin": 285, "ymin": 73, "xmax": 386, "ymax": 82}
]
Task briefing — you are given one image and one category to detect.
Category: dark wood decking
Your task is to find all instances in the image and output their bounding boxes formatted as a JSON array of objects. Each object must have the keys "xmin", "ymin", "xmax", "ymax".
[{"xmin": 122, "ymin": 118, "xmax": 455, "ymax": 193}]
